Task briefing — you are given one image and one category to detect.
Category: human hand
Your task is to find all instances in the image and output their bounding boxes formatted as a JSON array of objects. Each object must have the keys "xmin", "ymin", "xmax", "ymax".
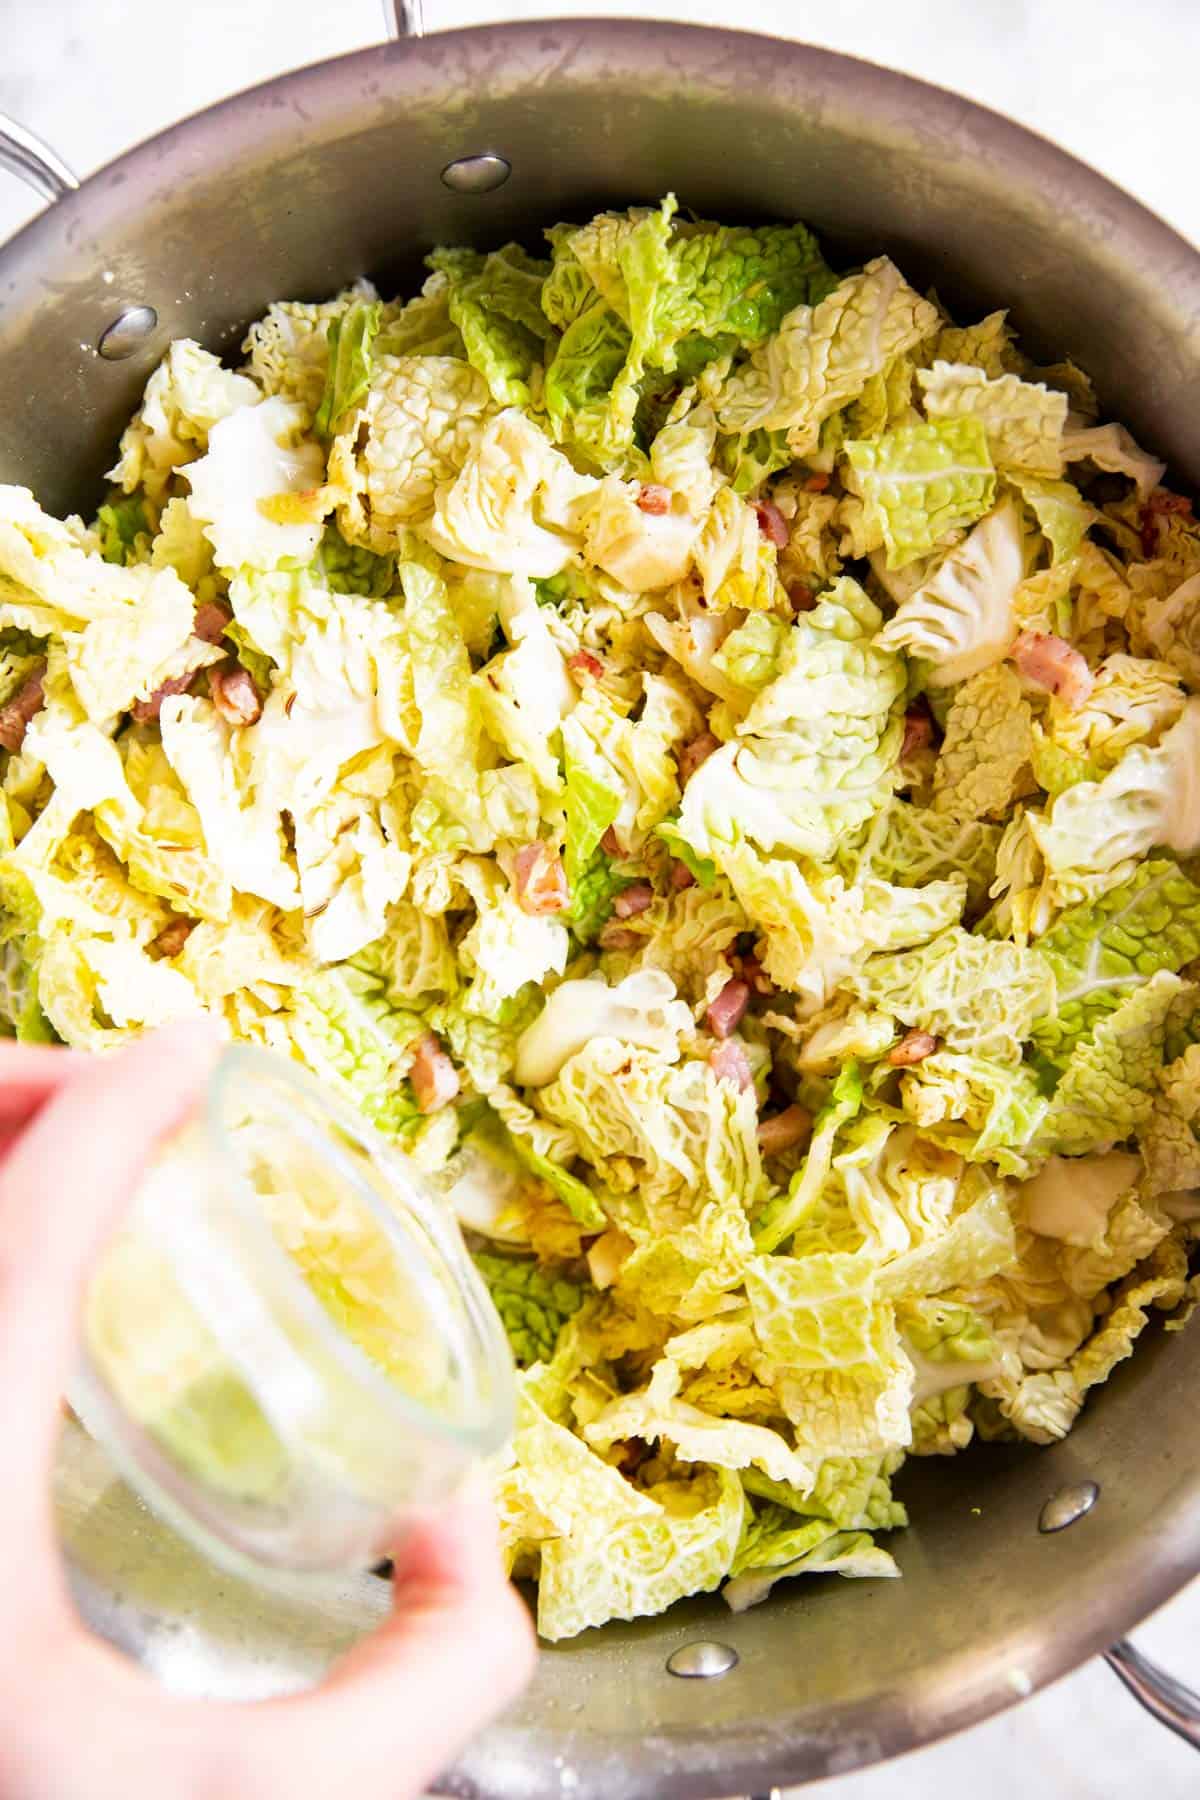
[{"xmin": 0, "ymin": 1027, "xmax": 535, "ymax": 1800}]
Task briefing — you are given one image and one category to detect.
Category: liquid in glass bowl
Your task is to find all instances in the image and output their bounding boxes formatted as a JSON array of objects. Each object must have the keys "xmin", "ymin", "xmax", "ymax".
[{"xmin": 71, "ymin": 1047, "xmax": 515, "ymax": 1575}]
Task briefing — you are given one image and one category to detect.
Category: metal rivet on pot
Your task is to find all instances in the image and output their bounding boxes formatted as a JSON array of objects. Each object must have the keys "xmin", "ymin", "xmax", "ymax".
[
  {"xmin": 440, "ymin": 153, "xmax": 511, "ymax": 194},
  {"xmin": 1039, "ymin": 1479, "xmax": 1100, "ymax": 1533},
  {"xmin": 97, "ymin": 305, "xmax": 159, "ymax": 360},
  {"xmin": 666, "ymin": 1639, "xmax": 739, "ymax": 1679}
]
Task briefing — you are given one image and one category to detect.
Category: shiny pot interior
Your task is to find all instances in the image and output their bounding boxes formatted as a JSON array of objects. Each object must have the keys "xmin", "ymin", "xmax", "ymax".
[{"xmin": 4, "ymin": 19, "xmax": 1200, "ymax": 1796}]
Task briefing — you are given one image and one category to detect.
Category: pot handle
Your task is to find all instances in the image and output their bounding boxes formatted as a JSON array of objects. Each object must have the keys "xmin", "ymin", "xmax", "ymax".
[
  {"xmin": 0, "ymin": 113, "xmax": 78, "ymax": 204},
  {"xmin": 383, "ymin": 0, "xmax": 426, "ymax": 34},
  {"xmin": 1106, "ymin": 1638, "xmax": 1200, "ymax": 1750}
]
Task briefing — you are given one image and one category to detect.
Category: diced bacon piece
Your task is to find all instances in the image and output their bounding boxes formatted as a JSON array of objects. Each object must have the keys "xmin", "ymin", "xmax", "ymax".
[
  {"xmin": 637, "ymin": 483, "xmax": 673, "ymax": 516},
  {"xmin": 1010, "ymin": 631, "xmax": 1094, "ymax": 709},
  {"xmin": 754, "ymin": 498, "xmax": 789, "ymax": 547},
  {"xmin": 887, "ymin": 1029, "xmax": 940, "ymax": 1068},
  {"xmin": 600, "ymin": 825, "xmax": 624, "ymax": 858},
  {"xmin": 567, "ymin": 649, "xmax": 605, "ymax": 683},
  {"xmin": 901, "ymin": 704, "xmax": 934, "ymax": 761},
  {"xmin": 805, "ymin": 472, "xmax": 831, "ymax": 492},
  {"xmin": 0, "ymin": 661, "xmax": 47, "ymax": 752},
  {"xmin": 1140, "ymin": 489, "xmax": 1192, "ymax": 557},
  {"xmin": 708, "ymin": 1039, "xmax": 753, "ymax": 1091},
  {"xmin": 192, "ymin": 602, "xmax": 232, "ymax": 644},
  {"xmin": 131, "ymin": 670, "xmax": 197, "ymax": 724},
  {"xmin": 598, "ymin": 921, "xmax": 642, "ymax": 951},
  {"xmin": 150, "ymin": 917, "xmax": 196, "ymax": 960},
  {"xmin": 613, "ymin": 882, "xmax": 655, "ymax": 919},
  {"xmin": 739, "ymin": 953, "xmax": 774, "ymax": 997},
  {"xmin": 757, "ymin": 1103, "xmax": 813, "ymax": 1156},
  {"xmin": 677, "ymin": 731, "xmax": 720, "ymax": 786},
  {"xmin": 670, "ymin": 859, "xmax": 697, "ymax": 891},
  {"xmin": 786, "ymin": 580, "xmax": 815, "ymax": 612},
  {"xmin": 513, "ymin": 840, "xmax": 569, "ymax": 915},
  {"xmin": 410, "ymin": 1032, "xmax": 460, "ymax": 1114},
  {"xmin": 210, "ymin": 664, "xmax": 263, "ymax": 726},
  {"xmin": 706, "ymin": 977, "xmax": 750, "ymax": 1039}
]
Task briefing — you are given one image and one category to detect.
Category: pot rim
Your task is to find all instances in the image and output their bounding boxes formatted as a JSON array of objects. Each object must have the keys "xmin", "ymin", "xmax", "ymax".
[{"xmin": 4, "ymin": 17, "xmax": 1198, "ymax": 285}]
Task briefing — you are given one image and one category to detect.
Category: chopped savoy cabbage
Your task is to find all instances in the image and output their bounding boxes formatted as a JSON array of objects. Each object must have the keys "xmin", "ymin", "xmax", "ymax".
[{"xmin": 3, "ymin": 194, "xmax": 1197, "ymax": 1641}]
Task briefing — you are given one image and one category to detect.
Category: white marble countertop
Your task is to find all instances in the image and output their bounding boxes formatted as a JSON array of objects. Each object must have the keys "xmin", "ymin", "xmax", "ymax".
[{"xmin": 2, "ymin": 2, "xmax": 1199, "ymax": 1794}]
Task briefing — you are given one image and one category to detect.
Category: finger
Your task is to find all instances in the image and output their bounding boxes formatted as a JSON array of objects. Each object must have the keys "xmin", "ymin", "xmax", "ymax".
[
  {"xmin": 0, "ymin": 1021, "xmax": 222, "ymax": 1514},
  {"xmin": 0, "ymin": 1042, "xmax": 85, "ymax": 1121},
  {"xmin": 240, "ymin": 1498, "xmax": 536, "ymax": 1798},
  {"xmin": 42, "ymin": 1500, "xmax": 534, "ymax": 1800}
]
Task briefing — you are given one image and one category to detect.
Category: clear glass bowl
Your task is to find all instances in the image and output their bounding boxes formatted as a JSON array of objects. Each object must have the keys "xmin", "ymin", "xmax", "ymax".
[{"xmin": 70, "ymin": 1046, "xmax": 515, "ymax": 1575}]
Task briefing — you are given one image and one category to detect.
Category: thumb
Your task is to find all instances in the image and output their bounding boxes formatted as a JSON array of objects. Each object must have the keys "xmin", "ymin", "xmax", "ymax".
[
  {"xmin": 242, "ymin": 1496, "xmax": 536, "ymax": 1799},
  {"xmin": 0, "ymin": 1021, "xmax": 222, "ymax": 1510}
]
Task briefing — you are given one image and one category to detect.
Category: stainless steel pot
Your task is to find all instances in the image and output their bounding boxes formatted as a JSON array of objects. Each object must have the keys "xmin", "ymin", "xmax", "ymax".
[{"xmin": 3, "ymin": 11, "xmax": 1200, "ymax": 1794}]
